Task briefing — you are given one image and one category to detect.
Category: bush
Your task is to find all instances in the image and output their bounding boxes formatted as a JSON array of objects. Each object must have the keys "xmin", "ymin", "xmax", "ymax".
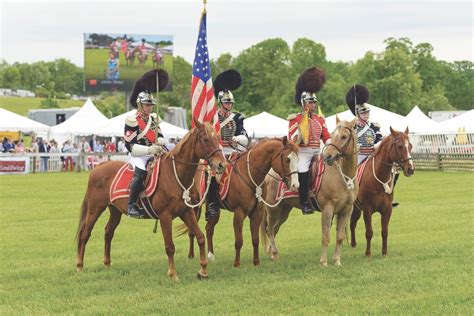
[{"xmin": 40, "ymin": 98, "xmax": 59, "ymax": 109}]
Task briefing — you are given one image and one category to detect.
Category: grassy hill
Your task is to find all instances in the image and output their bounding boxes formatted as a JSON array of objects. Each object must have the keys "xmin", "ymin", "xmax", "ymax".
[{"xmin": 0, "ymin": 96, "xmax": 85, "ymax": 116}]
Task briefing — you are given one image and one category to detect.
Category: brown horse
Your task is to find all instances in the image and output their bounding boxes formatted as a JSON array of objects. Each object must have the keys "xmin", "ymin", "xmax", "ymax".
[
  {"xmin": 186, "ymin": 137, "xmax": 300, "ymax": 267},
  {"xmin": 152, "ymin": 51, "xmax": 163, "ymax": 68},
  {"xmin": 75, "ymin": 120, "xmax": 226, "ymax": 281},
  {"xmin": 260, "ymin": 117, "xmax": 359, "ymax": 266},
  {"xmin": 350, "ymin": 127, "xmax": 414, "ymax": 257},
  {"xmin": 125, "ymin": 48, "xmax": 135, "ymax": 66},
  {"xmin": 136, "ymin": 48, "xmax": 148, "ymax": 68}
]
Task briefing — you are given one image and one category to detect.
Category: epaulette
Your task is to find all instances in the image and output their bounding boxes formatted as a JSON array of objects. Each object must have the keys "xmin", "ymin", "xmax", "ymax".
[
  {"xmin": 372, "ymin": 122, "xmax": 381, "ymax": 128},
  {"xmin": 287, "ymin": 113, "xmax": 298, "ymax": 120},
  {"xmin": 125, "ymin": 115, "xmax": 138, "ymax": 127}
]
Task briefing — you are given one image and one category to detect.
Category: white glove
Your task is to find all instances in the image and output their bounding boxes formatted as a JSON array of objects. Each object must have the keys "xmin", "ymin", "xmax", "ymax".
[
  {"xmin": 156, "ymin": 137, "xmax": 167, "ymax": 146},
  {"xmin": 131, "ymin": 144, "xmax": 151, "ymax": 157},
  {"xmin": 232, "ymin": 135, "xmax": 249, "ymax": 147},
  {"xmin": 149, "ymin": 144, "xmax": 164, "ymax": 155}
]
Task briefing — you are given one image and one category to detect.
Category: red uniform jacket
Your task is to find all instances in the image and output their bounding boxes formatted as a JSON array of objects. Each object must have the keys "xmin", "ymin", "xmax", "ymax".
[{"xmin": 288, "ymin": 113, "xmax": 330, "ymax": 148}]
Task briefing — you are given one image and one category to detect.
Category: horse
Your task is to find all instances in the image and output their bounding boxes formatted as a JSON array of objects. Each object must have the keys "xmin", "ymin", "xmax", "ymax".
[
  {"xmin": 125, "ymin": 48, "xmax": 135, "ymax": 66},
  {"xmin": 75, "ymin": 120, "xmax": 226, "ymax": 281},
  {"xmin": 136, "ymin": 48, "xmax": 148, "ymax": 68},
  {"xmin": 185, "ymin": 137, "xmax": 300, "ymax": 267},
  {"xmin": 350, "ymin": 127, "xmax": 414, "ymax": 257},
  {"xmin": 152, "ymin": 51, "xmax": 163, "ymax": 68},
  {"xmin": 260, "ymin": 117, "xmax": 359, "ymax": 266}
]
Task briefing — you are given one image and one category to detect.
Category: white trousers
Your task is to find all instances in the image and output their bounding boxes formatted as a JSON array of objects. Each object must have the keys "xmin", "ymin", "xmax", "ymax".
[
  {"xmin": 358, "ymin": 154, "xmax": 369, "ymax": 165},
  {"xmin": 223, "ymin": 146, "xmax": 236, "ymax": 156},
  {"xmin": 298, "ymin": 147, "xmax": 320, "ymax": 172},
  {"xmin": 129, "ymin": 155, "xmax": 152, "ymax": 171}
]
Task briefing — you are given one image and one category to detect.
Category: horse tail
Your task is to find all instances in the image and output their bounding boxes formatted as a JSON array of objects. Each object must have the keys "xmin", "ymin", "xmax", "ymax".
[
  {"xmin": 260, "ymin": 204, "xmax": 270, "ymax": 253},
  {"xmin": 75, "ymin": 190, "xmax": 89, "ymax": 250},
  {"xmin": 175, "ymin": 206, "xmax": 202, "ymax": 237}
]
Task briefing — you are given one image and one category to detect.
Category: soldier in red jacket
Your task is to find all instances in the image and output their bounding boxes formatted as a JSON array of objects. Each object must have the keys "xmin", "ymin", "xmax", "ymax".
[{"xmin": 288, "ymin": 67, "xmax": 330, "ymax": 214}]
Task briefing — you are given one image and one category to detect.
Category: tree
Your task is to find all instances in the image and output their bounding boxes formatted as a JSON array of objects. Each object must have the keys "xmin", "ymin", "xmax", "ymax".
[
  {"xmin": 290, "ymin": 38, "xmax": 327, "ymax": 75},
  {"xmin": 1, "ymin": 66, "xmax": 21, "ymax": 89}
]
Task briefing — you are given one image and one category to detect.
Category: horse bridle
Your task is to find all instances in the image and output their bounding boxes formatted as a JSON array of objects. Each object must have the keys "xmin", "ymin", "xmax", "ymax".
[
  {"xmin": 270, "ymin": 143, "xmax": 298, "ymax": 186},
  {"xmin": 324, "ymin": 126, "xmax": 357, "ymax": 159},
  {"xmin": 171, "ymin": 128, "xmax": 223, "ymax": 167},
  {"xmin": 389, "ymin": 135, "xmax": 413, "ymax": 168}
]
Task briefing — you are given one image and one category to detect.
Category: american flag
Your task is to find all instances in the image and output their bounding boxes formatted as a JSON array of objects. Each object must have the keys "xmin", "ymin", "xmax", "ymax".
[{"xmin": 191, "ymin": 11, "xmax": 219, "ymax": 133}]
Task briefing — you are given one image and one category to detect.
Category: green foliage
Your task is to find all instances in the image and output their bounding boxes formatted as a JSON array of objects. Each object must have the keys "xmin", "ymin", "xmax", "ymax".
[
  {"xmin": 0, "ymin": 171, "xmax": 472, "ymax": 314},
  {"xmin": 0, "ymin": 96, "xmax": 84, "ymax": 116},
  {"xmin": 39, "ymin": 98, "xmax": 59, "ymax": 109},
  {"xmin": 95, "ymin": 93, "xmax": 127, "ymax": 118}
]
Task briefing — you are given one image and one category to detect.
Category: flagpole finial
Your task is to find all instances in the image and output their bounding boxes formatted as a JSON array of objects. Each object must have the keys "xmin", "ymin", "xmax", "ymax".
[{"xmin": 203, "ymin": 0, "xmax": 207, "ymax": 11}]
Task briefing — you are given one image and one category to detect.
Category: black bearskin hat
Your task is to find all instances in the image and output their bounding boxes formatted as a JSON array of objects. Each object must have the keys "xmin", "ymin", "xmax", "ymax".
[
  {"xmin": 129, "ymin": 69, "xmax": 169, "ymax": 108},
  {"xmin": 213, "ymin": 69, "xmax": 242, "ymax": 98},
  {"xmin": 346, "ymin": 84, "xmax": 370, "ymax": 115},
  {"xmin": 294, "ymin": 66, "xmax": 326, "ymax": 105}
]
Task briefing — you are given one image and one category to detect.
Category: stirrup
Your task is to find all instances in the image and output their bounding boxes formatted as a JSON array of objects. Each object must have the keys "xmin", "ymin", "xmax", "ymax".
[{"xmin": 128, "ymin": 204, "xmax": 145, "ymax": 219}]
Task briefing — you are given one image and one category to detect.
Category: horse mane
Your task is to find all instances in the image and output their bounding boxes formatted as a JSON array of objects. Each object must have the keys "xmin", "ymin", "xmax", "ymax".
[
  {"xmin": 164, "ymin": 122, "xmax": 214, "ymax": 159},
  {"xmin": 248, "ymin": 137, "xmax": 299, "ymax": 153}
]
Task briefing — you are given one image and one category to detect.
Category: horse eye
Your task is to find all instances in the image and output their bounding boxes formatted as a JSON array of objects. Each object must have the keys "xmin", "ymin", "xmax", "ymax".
[
  {"xmin": 342, "ymin": 135, "xmax": 347, "ymax": 140},
  {"xmin": 203, "ymin": 138, "xmax": 209, "ymax": 143}
]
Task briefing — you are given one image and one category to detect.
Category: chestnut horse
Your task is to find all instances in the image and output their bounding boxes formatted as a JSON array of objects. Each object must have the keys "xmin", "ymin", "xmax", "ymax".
[
  {"xmin": 186, "ymin": 137, "xmax": 300, "ymax": 267},
  {"xmin": 350, "ymin": 127, "xmax": 414, "ymax": 257},
  {"xmin": 75, "ymin": 120, "xmax": 226, "ymax": 281},
  {"xmin": 260, "ymin": 117, "xmax": 359, "ymax": 266}
]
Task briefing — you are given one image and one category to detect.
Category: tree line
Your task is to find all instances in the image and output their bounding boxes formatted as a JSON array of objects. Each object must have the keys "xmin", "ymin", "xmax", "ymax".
[{"xmin": 0, "ymin": 37, "xmax": 472, "ymax": 119}]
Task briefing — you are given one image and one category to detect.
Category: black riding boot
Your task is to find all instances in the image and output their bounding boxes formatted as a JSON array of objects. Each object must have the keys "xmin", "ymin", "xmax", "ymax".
[
  {"xmin": 127, "ymin": 168, "xmax": 147, "ymax": 219},
  {"xmin": 392, "ymin": 173, "xmax": 400, "ymax": 208},
  {"xmin": 298, "ymin": 172, "xmax": 314, "ymax": 215},
  {"xmin": 205, "ymin": 177, "xmax": 220, "ymax": 221}
]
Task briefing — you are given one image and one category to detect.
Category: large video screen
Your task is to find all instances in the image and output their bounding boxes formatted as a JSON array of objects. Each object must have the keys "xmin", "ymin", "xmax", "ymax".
[{"xmin": 84, "ymin": 33, "xmax": 173, "ymax": 92}]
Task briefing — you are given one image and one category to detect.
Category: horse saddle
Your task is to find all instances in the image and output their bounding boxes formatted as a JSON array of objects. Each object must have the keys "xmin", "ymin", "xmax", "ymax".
[
  {"xmin": 198, "ymin": 152, "xmax": 238, "ymax": 202},
  {"xmin": 109, "ymin": 158, "xmax": 161, "ymax": 204},
  {"xmin": 356, "ymin": 159, "xmax": 369, "ymax": 185},
  {"xmin": 275, "ymin": 156, "xmax": 326, "ymax": 201}
]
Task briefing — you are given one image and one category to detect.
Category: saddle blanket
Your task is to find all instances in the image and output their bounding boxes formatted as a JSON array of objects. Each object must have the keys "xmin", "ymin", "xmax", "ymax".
[
  {"xmin": 356, "ymin": 158, "xmax": 369, "ymax": 185},
  {"xmin": 199, "ymin": 153, "xmax": 238, "ymax": 201},
  {"xmin": 275, "ymin": 158, "xmax": 326, "ymax": 200},
  {"xmin": 109, "ymin": 159, "xmax": 161, "ymax": 203}
]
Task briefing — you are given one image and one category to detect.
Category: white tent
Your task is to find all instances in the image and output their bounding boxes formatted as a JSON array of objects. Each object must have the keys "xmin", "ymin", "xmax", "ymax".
[
  {"xmin": 0, "ymin": 108, "xmax": 50, "ymax": 133},
  {"xmin": 244, "ymin": 111, "xmax": 288, "ymax": 138},
  {"xmin": 50, "ymin": 98, "xmax": 108, "ymax": 139},
  {"xmin": 129, "ymin": 42, "xmax": 155, "ymax": 50},
  {"xmin": 434, "ymin": 109, "xmax": 474, "ymax": 133},
  {"xmin": 405, "ymin": 106, "xmax": 439, "ymax": 133},
  {"xmin": 96, "ymin": 110, "xmax": 188, "ymax": 138},
  {"xmin": 326, "ymin": 104, "xmax": 408, "ymax": 135}
]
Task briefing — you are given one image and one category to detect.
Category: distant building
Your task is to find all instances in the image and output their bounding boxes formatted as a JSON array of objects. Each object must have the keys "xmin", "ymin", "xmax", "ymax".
[
  {"xmin": 429, "ymin": 110, "xmax": 468, "ymax": 123},
  {"xmin": 27, "ymin": 107, "xmax": 80, "ymax": 126},
  {"xmin": 164, "ymin": 106, "xmax": 188, "ymax": 129}
]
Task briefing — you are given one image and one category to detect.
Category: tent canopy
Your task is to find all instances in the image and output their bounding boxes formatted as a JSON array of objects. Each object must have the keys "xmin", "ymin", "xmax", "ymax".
[
  {"xmin": 326, "ymin": 104, "xmax": 408, "ymax": 135},
  {"xmin": 0, "ymin": 108, "xmax": 50, "ymax": 133},
  {"xmin": 434, "ymin": 109, "xmax": 474, "ymax": 133},
  {"xmin": 244, "ymin": 111, "xmax": 288, "ymax": 138},
  {"xmin": 96, "ymin": 110, "xmax": 188, "ymax": 138},
  {"xmin": 405, "ymin": 105, "xmax": 439, "ymax": 133},
  {"xmin": 50, "ymin": 98, "xmax": 108, "ymax": 137}
]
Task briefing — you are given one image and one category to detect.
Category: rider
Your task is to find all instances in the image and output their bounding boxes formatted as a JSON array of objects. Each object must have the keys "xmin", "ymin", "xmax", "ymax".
[
  {"xmin": 288, "ymin": 67, "xmax": 330, "ymax": 215},
  {"xmin": 206, "ymin": 69, "xmax": 248, "ymax": 220},
  {"xmin": 346, "ymin": 84, "xmax": 399, "ymax": 207},
  {"xmin": 124, "ymin": 69, "xmax": 169, "ymax": 219}
]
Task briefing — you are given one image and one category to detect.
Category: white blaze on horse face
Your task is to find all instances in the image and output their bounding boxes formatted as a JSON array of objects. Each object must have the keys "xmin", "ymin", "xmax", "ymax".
[
  {"xmin": 288, "ymin": 151, "xmax": 299, "ymax": 190},
  {"xmin": 405, "ymin": 140, "xmax": 414, "ymax": 170}
]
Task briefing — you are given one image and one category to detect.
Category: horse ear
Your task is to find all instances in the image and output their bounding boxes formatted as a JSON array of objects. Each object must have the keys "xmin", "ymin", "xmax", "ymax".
[
  {"xmin": 282, "ymin": 136, "xmax": 288, "ymax": 145},
  {"xmin": 193, "ymin": 117, "xmax": 203, "ymax": 129},
  {"xmin": 405, "ymin": 126, "xmax": 409, "ymax": 134},
  {"xmin": 390, "ymin": 126, "xmax": 396, "ymax": 135},
  {"xmin": 336, "ymin": 114, "xmax": 340, "ymax": 124}
]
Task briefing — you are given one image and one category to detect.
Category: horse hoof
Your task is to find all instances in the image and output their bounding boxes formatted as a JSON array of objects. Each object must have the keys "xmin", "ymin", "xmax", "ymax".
[
  {"xmin": 208, "ymin": 252, "xmax": 215, "ymax": 261},
  {"xmin": 334, "ymin": 261, "xmax": 342, "ymax": 267},
  {"xmin": 170, "ymin": 275, "xmax": 180, "ymax": 282},
  {"xmin": 253, "ymin": 260, "xmax": 260, "ymax": 266},
  {"xmin": 197, "ymin": 272, "xmax": 209, "ymax": 280},
  {"xmin": 76, "ymin": 267, "xmax": 84, "ymax": 273},
  {"xmin": 320, "ymin": 261, "xmax": 328, "ymax": 267},
  {"xmin": 188, "ymin": 254, "xmax": 195, "ymax": 259},
  {"xmin": 351, "ymin": 242, "xmax": 357, "ymax": 248},
  {"xmin": 234, "ymin": 262, "xmax": 240, "ymax": 268}
]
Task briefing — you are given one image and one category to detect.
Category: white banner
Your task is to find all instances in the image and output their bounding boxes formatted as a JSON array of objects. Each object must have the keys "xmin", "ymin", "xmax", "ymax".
[{"xmin": 0, "ymin": 157, "xmax": 30, "ymax": 175}]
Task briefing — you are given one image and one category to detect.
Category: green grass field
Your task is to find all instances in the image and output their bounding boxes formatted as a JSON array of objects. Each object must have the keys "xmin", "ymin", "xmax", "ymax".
[
  {"xmin": 0, "ymin": 96, "xmax": 84, "ymax": 116},
  {"xmin": 0, "ymin": 171, "xmax": 472, "ymax": 314},
  {"xmin": 84, "ymin": 48, "xmax": 173, "ymax": 91}
]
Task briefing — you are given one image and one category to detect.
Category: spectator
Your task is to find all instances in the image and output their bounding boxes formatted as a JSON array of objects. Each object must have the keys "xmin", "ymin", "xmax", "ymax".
[
  {"xmin": 38, "ymin": 138, "xmax": 49, "ymax": 172},
  {"xmin": 89, "ymin": 135, "xmax": 97, "ymax": 153},
  {"xmin": 106, "ymin": 139, "xmax": 116, "ymax": 153},
  {"xmin": 117, "ymin": 137, "xmax": 127, "ymax": 153},
  {"xmin": 167, "ymin": 138, "xmax": 176, "ymax": 151},
  {"xmin": 79, "ymin": 137, "xmax": 91, "ymax": 171},
  {"xmin": 15, "ymin": 139, "xmax": 25, "ymax": 153},
  {"xmin": 71, "ymin": 143, "xmax": 79, "ymax": 169},
  {"xmin": 95, "ymin": 140, "xmax": 104, "ymax": 153},
  {"xmin": 62, "ymin": 140, "xmax": 73, "ymax": 171}
]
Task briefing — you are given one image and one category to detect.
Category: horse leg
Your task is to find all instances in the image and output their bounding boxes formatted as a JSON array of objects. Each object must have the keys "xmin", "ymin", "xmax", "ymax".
[
  {"xmin": 76, "ymin": 205, "xmax": 106, "ymax": 272},
  {"xmin": 188, "ymin": 230, "xmax": 195, "ymax": 259},
  {"xmin": 205, "ymin": 213, "xmax": 220, "ymax": 261},
  {"xmin": 363, "ymin": 208, "xmax": 374, "ymax": 257},
  {"xmin": 159, "ymin": 212, "xmax": 178, "ymax": 281},
  {"xmin": 320, "ymin": 210, "xmax": 333, "ymax": 267},
  {"xmin": 381, "ymin": 206, "xmax": 393, "ymax": 257},
  {"xmin": 350, "ymin": 205, "xmax": 361, "ymax": 247},
  {"xmin": 267, "ymin": 206, "xmax": 291, "ymax": 261},
  {"xmin": 249, "ymin": 206, "xmax": 263, "ymax": 266},
  {"xmin": 103, "ymin": 205, "xmax": 122, "ymax": 268},
  {"xmin": 180, "ymin": 210, "xmax": 209, "ymax": 279},
  {"xmin": 333, "ymin": 206, "xmax": 352, "ymax": 266},
  {"xmin": 233, "ymin": 210, "xmax": 246, "ymax": 268}
]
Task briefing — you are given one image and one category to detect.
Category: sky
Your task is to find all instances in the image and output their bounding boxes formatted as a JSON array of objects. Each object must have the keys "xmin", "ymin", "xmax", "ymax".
[{"xmin": 0, "ymin": 0, "xmax": 472, "ymax": 66}]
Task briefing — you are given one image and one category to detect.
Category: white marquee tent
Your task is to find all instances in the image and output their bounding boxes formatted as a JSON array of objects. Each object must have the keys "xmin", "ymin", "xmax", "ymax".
[
  {"xmin": 244, "ymin": 111, "xmax": 288, "ymax": 138},
  {"xmin": 326, "ymin": 104, "xmax": 408, "ymax": 135},
  {"xmin": 50, "ymin": 98, "xmax": 108, "ymax": 140},
  {"xmin": 434, "ymin": 109, "xmax": 474, "ymax": 133},
  {"xmin": 0, "ymin": 108, "xmax": 50, "ymax": 134},
  {"xmin": 405, "ymin": 105, "xmax": 439, "ymax": 133},
  {"xmin": 96, "ymin": 110, "xmax": 188, "ymax": 138}
]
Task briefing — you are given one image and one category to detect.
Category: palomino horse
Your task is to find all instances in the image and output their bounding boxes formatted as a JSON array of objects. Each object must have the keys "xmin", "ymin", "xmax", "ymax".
[
  {"xmin": 186, "ymin": 137, "xmax": 300, "ymax": 267},
  {"xmin": 350, "ymin": 127, "xmax": 414, "ymax": 257},
  {"xmin": 76, "ymin": 120, "xmax": 226, "ymax": 281},
  {"xmin": 260, "ymin": 117, "xmax": 359, "ymax": 266}
]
